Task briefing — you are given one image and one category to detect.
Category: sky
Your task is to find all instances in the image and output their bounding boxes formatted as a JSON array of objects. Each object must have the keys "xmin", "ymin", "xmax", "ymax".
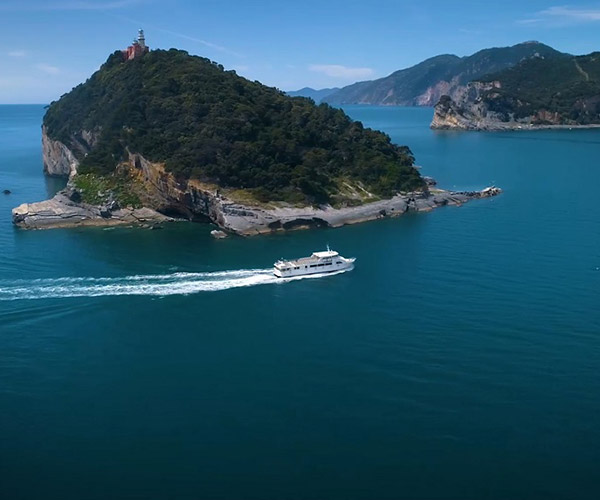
[{"xmin": 1, "ymin": 0, "xmax": 600, "ymax": 103}]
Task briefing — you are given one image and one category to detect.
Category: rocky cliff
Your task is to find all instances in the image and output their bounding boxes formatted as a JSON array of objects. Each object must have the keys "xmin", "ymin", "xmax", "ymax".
[
  {"xmin": 13, "ymin": 141, "xmax": 502, "ymax": 233},
  {"xmin": 41, "ymin": 127, "xmax": 79, "ymax": 177},
  {"xmin": 431, "ymin": 52, "xmax": 600, "ymax": 130},
  {"xmin": 430, "ymin": 82, "xmax": 517, "ymax": 131}
]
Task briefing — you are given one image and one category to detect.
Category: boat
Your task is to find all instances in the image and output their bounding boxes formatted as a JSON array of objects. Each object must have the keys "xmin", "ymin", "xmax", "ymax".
[{"xmin": 273, "ymin": 247, "xmax": 356, "ymax": 278}]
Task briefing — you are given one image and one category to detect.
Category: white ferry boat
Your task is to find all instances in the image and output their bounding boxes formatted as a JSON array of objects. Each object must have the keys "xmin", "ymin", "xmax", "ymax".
[{"xmin": 273, "ymin": 247, "xmax": 356, "ymax": 278}]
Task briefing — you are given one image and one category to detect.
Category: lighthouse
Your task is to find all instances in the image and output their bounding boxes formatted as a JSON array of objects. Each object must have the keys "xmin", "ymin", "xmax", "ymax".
[
  {"xmin": 122, "ymin": 29, "xmax": 150, "ymax": 61},
  {"xmin": 137, "ymin": 29, "xmax": 146, "ymax": 50}
]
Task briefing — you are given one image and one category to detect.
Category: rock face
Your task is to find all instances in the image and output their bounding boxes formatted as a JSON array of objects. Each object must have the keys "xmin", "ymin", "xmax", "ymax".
[
  {"xmin": 13, "ymin": 147, "xmax": 502, "ymax": 232},
  {"xmin": 430, "ymin": 83, "xmax": 511, "ymax": 130},
  {"xmin": 432, "ymin": 51, "xmax": 600, "ymax": 131},
  {"xmin": 210, "ymin": 230, "xmax": 228, "ymax": 239},
  {"xmin": 14, "ymin": 138, "xmax": 503, "ymax": 233},
  {"xmin": 100, "ymin": 153, "xmax": 503, "ymax": 234},
  {"xmin": 431, "ymin": 82, "xmax": 600, "ymax": 131},
  {"xmin": 12, "ymin": 192, "xmax": 172, "ymax": 229},
  {"xmin": 41, "ymin": 127, "xmax": 80, "ymax": 177}
]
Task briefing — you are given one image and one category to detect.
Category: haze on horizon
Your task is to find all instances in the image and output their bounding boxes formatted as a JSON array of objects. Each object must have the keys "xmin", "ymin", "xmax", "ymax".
[{"xmin": 1, "ymin": 0, "xmax": 600, "ymax": 104}]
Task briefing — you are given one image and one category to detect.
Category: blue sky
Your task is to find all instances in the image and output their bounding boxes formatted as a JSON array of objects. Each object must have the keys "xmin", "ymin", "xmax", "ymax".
[{"xmin": 1, "ymin": 0, "xmax": 600, "ymax": 103}]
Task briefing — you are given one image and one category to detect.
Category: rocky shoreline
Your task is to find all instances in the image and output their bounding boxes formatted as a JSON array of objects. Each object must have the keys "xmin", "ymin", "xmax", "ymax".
[
  {"xmin": 12, "ymin": 184, "xmax": 502, "ymax": 234},
  {"xmin": 431, "ymin": 84, "xmax": 600, "ymax": 131},
  {"xmin": 12, "ymin": 190, "xmax": 173, "ymax": 230},
  {"xmin": 12, "ymin": 129, "xmax": 502, "ymax": 235},
  {"xmin": 217, "ymin": 186, "xmax": 502, "ymax": 235}
]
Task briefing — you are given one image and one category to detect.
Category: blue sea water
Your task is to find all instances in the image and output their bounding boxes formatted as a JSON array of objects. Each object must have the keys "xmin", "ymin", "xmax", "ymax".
[{"xmin": 1, "ymin": 104, "xmax": 599, "ymax": 499}]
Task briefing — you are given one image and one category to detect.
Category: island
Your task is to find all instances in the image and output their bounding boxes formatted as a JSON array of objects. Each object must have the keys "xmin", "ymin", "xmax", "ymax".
[
  {"xmin": 13, "ymin": 35, "xmax": 501, "ymax": 234},
  {"xmin": 431, "ymin": 51, "xmax": 600, "ymax": 130}
]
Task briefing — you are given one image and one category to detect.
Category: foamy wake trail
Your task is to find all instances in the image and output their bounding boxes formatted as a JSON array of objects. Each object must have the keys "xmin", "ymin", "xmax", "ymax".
[{"xmin": 0, "ymin": 268, "xmax": 349, "ymax": 300}]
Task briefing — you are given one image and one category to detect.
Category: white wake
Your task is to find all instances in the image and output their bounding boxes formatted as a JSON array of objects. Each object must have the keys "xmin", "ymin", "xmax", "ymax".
[{"xmin": 0, "ymin": 268, "xmax": 350, "ymax": 301}]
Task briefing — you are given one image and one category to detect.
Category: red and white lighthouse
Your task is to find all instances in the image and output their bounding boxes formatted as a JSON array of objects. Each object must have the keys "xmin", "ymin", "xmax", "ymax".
[{"xmin": 123, "ymin": 29, "xmax": 149, "ymax": 61}]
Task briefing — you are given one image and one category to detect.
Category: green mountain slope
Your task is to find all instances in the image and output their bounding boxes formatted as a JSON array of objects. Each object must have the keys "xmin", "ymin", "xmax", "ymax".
[
  {"xmin": 44, "ymin": 49, "xmax": 423, "ymax": 205},
  {"xmin": 478, "ymin": 52, "xmax": 600, "ymax": 121},
  {"xmin": 324, "ymin": 42, "xmax": 563, "ymax": 106},
  {"xmin": 431, "ymin": 51, "xmax": 600, "ymax": 129}
]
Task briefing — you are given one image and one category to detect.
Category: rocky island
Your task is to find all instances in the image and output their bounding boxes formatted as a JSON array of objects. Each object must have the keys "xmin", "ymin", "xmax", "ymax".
[
  {"xmin": 13, "ymin": 36, "xmax": 501, "ymax": 234},
  {"xmin": 431, "ymin": 51, "xmax": 600, "ymax": 130}
]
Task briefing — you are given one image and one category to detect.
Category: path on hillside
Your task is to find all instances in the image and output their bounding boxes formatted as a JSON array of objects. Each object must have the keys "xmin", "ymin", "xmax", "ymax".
[{"xmin": 574, "ymin": 60, "xmax": 590, "ymax": 81}]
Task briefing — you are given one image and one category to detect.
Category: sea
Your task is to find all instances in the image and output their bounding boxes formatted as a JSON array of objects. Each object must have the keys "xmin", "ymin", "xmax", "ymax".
[{"xmin": 1, "ymin": 104, "xmax": 599, "ymax": 500}]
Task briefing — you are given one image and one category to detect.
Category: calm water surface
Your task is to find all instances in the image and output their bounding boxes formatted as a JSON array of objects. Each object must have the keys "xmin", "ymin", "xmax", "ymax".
[{"xmin": 1, "ymin": 105, "xmax": 599, "ymax": 499}]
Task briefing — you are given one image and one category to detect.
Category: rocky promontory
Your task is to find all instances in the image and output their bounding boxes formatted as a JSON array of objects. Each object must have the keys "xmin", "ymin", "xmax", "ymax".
[
  {"xmin": 432, "ymin": 51, "xmax": 600, "ymax": 131},
  {"xmin": 14, "ymin": 46, "xmax": 503, "ymax": 234},
  {"xmin": 12, "ymin": 176, "xmax": 501, "ymax": 235},
  {"xmin": 12, "ymin": 192, "xmax": 171, "ymax": 230},
  {"xmin": 13, "ymin": 130, "xmax": 501, "ymax": 233}
]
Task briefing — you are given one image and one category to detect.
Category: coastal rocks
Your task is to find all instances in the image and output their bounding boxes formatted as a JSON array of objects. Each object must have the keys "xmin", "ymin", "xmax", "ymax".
[
  {"xmin": 211, "ymin": 230, "xmax": 228, "ymax": 239},
  {"xmin": 41, "ymin": 127, "xmax": 80, "ymax": 177},
  {"xmin": 216, "ymin": 186, "xmax": 502, "ymax": 236},
  {"xmin": 430, "ymin": 83, "xmax": 507, "ymax": 131},
  {"xmin": 13, "ymin": 146, "xmax": 503, "ymax": 233},
  {"xmin": 12, "ymin": 192, "xmax": 173, "ymax": 229},
  {"xmin": 41, "ymin": 126, "xmax": 102, "ymax": 177},
  {"xmin": 64, "ymin": 186, "xmax": 82, "ymax": 203},
  {"xmin": 470, "ymin": 186, "xmax": 502, "ymax": 198},
  {"xmin": 431, "ymin": 82, "xmax": 600, "ymax": 131},
  {"xmin": 127, "ymin": 152, "xmax": 223, "ymax": 223}
]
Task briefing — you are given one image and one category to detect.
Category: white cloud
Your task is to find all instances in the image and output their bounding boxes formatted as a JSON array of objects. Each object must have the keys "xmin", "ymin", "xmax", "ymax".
[
  {"xmin": 36, "ymin": 63, "xmax": 60, "ymax": 75},
  {"xmin": 103, "ymin": 12, "xmax": 244, "ymax": 58},
  {"xmin": 156, "ymin": 27, "xmax": 243, "ymax": 57},
  {"xmin": 518, "ymin": 5, "xmax": 600, "ymax": 25},
  {"xmin": 309, "ymin": 64, "xmax": 374, "ymax": 80},
  {"xmin": 8, "ymin": 50, "xmax": 27, "ymax": 57}
]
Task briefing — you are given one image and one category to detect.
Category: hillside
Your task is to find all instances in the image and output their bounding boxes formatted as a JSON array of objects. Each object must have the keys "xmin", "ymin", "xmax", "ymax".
[
  {"xmin": 323, "ymin": 42, "xmax": 563, "ymax": 106},
  {"xmin": 286, "ymin": 87, "xmax": 340, "ymax": 103},
  {"xmin": 43, "ymin": 49, "xmax": 423, "ymax": 205},
  {"xmin": 431, "ymin": 52, "xmax": 600, "ymax": 130}
]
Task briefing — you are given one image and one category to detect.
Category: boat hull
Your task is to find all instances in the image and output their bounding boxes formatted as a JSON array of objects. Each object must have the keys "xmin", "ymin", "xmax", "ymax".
[{"xmin": 273, "ymin": 258, "xmax": 355, "ymax": 278}]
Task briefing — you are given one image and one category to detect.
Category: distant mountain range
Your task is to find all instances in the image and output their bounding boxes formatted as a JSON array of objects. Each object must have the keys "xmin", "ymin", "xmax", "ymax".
[
  {"xmin": 431, "ymin": 51, "xmax": 600, "ymax": 130},
  {"xmin": 313, "ymin": 42, "xmax": 564, "ymax": 107},
  {"xmin": 286, "ymin": 87, "xmax": 340, "ymax": 103}
]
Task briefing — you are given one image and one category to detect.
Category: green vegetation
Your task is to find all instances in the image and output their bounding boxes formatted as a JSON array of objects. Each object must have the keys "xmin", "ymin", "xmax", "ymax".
[
  {"xmin": 73, "ymin": 172, "xmax": 142, "ymax": 208},
  {"xmin": 477, "ymin": 53, "xmax": 600, "ymax": 123},
  {"xmin": 44, "ymin": 49, "xmax": 423, "ymax": 204},
  {"xmin": 324, "ymin": 42, "xmax": 563, "ymax": 106}
]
